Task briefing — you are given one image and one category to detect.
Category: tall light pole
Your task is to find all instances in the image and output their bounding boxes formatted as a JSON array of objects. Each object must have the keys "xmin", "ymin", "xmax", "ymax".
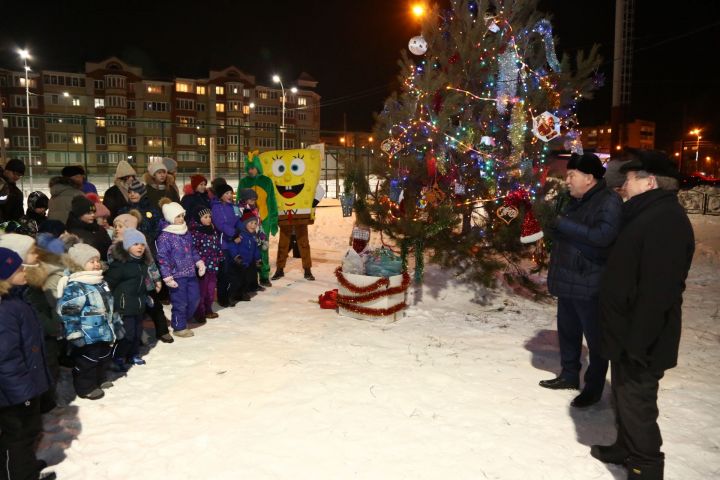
[
  {"xmin": 272, "ymin": 74, "xmax": 297, "ymax": 150},
  {"xmin": 690, "ymin": 128, "xmax": 702, "ymax": 171},
  {"xmin": 19, "ymin": 48, "xmax": 34, "ymax": 191},
  {"xmin": 63, "ymin": 91, "xmax": 70, "ymax": 164}
]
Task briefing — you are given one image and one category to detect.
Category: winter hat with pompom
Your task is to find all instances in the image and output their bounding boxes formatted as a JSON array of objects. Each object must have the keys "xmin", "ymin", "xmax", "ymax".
[
  {"xmin": 35, "ymin": 232, "xmax": 66, "ymax": 255},
  {"xmin": 68, "ymin": 243, "xmax": 100, "ymax": 269}
]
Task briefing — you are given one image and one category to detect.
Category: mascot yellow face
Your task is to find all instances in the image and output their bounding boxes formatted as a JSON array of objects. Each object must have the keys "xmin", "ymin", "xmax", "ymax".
[{"xmin": 259, "ymin": 149, "xmax": 321, "ymax": 211}]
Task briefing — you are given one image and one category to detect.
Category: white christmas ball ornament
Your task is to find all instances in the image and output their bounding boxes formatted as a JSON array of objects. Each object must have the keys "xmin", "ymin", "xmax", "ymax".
[{"xmin": 408, "ymin": 36, "xmax": 428, "ymax": 55}]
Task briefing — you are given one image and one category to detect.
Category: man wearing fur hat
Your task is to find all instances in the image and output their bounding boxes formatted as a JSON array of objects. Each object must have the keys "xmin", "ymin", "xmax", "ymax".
[
  {"xmin": 103, "ymin": 160, "xmax": 137, "ymax": 222},
  {"xmin": 542, "ymin": 153, "xmax": 623, "ymax": 409},
  {"xmin": 0, "ymin": 159, "xmax": 26, "ymax": 223},
  {"xmin": 592, "ymin": 149, "xmax": 694, "ymax": 480},
  {"xmin": 144, "ymin": 158, "xmax": 180, "ymax": 210}
]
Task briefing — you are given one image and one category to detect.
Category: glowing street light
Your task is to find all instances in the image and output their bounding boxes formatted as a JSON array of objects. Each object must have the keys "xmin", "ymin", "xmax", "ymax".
[
  {"xmin": 690, "ymin": 128, "xmax": 702, "ymax": 168},
  {"xmin": 411, "ymin": 3, "xmax": 426, "ymax": 19},
  {"xmin": 18, "ymin": 48, "xmax": 34, "ymax": 191},
  {"xmin": 272, "ymin": 75, "xmax": 297, "ymax": 149}
]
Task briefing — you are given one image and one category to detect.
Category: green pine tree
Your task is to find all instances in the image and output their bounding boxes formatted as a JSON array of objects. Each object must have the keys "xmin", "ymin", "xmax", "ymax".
[{"xmin": 352, "ymin": 0, "xmax": 602, "ymax": 287}]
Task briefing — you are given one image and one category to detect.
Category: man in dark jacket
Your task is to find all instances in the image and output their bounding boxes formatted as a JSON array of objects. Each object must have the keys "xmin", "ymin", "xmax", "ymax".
[
  {"xmin": 0, "ymin": 159, "xmax": 26, "ymax": 223},
  {"xmin": 591, "ymin": 150, "xmax": 694, "ymax": 480},
  {"xmin": 542, "ymin": 153, "xmax": 623, "ymax": 408}
]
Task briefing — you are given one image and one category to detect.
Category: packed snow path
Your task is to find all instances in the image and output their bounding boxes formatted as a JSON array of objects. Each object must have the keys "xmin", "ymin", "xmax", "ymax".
[{"xmin": 38, "ymin": 206, "xmax": 720, "ymax": 479}]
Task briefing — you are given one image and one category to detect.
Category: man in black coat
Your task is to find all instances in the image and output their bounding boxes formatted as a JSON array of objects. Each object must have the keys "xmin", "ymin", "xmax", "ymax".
[
  {"xmin": 542, "ymin": 153, "xmax": 623, "ymax": 408},
  {"xmin": 0, "ymin": 159, "xmax": 26, "ymax": 223},
  {"xmin": 592, "ymin": 149, "xmax": 694, "ymax": 480}
]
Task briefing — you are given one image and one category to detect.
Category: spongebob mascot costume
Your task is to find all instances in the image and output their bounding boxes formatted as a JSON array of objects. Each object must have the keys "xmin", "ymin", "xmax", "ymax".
[
  {"xmin": 238, "ymin": 150, "xmax": 278, "ymax": 286},
  {"xmin": 259, "ymin": 149, "xmax": 324, "ymax": 281}
]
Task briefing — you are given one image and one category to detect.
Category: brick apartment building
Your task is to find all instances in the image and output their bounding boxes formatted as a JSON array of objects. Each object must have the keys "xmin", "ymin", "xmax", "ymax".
[{"xmin": 0, "ymin": 57, "xmax": 320, "ymax": 172}]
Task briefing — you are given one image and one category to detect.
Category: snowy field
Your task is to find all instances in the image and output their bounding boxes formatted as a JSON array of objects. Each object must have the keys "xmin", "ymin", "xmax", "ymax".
[{"xmin": 37, "ymin": 204, "xmax": 720, "ymax": 479}]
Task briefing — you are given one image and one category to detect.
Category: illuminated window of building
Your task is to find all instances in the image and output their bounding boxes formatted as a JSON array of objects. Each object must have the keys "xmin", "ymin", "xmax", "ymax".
[
  {"xmin": 298, "ymin": 97, "xmax": 307, "ymax": 106},
  {"xmin": 72, "ymin": 135, "xmax": 83, "ymax": 145},
  {"xmin": 96, "ymin": 118, "xmax": 106, "ymax": 127},
  {"xmin": 215, "ymin": 86, "xmax": 224, "ymax": 95},
  {"xmin": 72, "ymin": 97, "xmax": 81, "ymax": 106},
  {"xmin": 242, "ymin": 105, "xmax": 251, "ymax": 115},
  {"xmin": 258, "ymin": 91, "xmax": 268, "ymax": 100},
  {"xmin": 197, "ymin": 137, "xmax": 207, "ymax": 146},
  {"xmin": 607, "ymin": 128, "xmax": 612, "ymax": 133},
  {"xmin": 147, "ymin": 85, "xmax": 162, "ymax": 94},
  {"xmin": 175, "ymin": 82, "xmax": 191, "ymax": 93},
  {"xmin": 216, "ymin": 103, "xmax": 225, "ymax": 112},
  {"xmin": 196, "ymin": 85, "xmax": 206, "ymax": 95}
]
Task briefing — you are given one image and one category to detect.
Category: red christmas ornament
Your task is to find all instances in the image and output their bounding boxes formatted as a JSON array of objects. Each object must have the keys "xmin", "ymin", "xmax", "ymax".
[{"xmin": 425, "ymin": 150, "xmax": 437, "ymax": 178}]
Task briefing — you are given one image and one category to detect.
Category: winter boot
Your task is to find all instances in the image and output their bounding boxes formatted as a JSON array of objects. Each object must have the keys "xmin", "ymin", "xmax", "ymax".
[
  {"xmin": 590, "ymin": 444, "xmax": 629, "ymax": 465},
  {"xmin": 159, "ymin": 333, "xmax": 175, "ymax": 343},
  {"xmin": 206, "ymin": 312, "xmax": 219, "ymax": 319},
  {"xmin": 174, "ymin": 329, "xmax": 195, "ymax": 338},
  {"xmin": 194, "ymin": 314, "xmax": 207, "ymax": 324},
  {"xmin": 112, "ymin": 358, "xmax": 129, "ymax": 372},
  {"xmin": 80, "ymin": 388, "xmax": 105, "ymax": 400},
  {"xmin": 571, "ymin": 389, "xmax": 602, "ymax": 408},
  {"xmin": 627, "ymin": 463, "xmax": 664, "ymax": 479},
  {"xmin": 131, "ymin": 355, "xmax": 146, "ymax": 365},
  {"xmin": 259, "ymin": 278, "xmax": 272, "ymax": 288},
  {"xmin": 100, "ymin": 381, "xmax": 114, "ymax": 389},
  {"xmin": 271, "ymin": 269, "xmax": 284, "ymax": 280},
  {"xmin": 304, "ymin": 269, "xmax": 315, "ymax": 281}
]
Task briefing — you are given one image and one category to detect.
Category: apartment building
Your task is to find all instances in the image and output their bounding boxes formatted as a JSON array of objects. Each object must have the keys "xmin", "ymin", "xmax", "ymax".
[
  {"xmin": 0, "ymin": 57, "xmax": 321, "ymax": 172},
  {"xmin": 579, "ymin": 119, "xmax": 655, "ymax": 154}
]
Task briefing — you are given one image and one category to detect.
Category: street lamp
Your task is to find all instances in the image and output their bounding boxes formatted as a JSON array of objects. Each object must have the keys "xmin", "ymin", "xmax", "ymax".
[
  {"xmin": 18, "ymin": 48, "xmax": 34, "ymax": 191},
  {"xmin": 272, "ymin": 75, "xmax": 297, "ymax": 150},
  {"xmin": 690, "ymin": 128, "xmax": 702, "ymax": 171}
]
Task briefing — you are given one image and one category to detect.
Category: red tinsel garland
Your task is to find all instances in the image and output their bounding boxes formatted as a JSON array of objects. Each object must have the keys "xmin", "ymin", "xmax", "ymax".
[
  {"xmin": 336, "ymin": 301, "xmax": 408, "ymax": 317},
  {"xmin": 334, "ymin": 267, "xmax": 411, "ymax": 317}
]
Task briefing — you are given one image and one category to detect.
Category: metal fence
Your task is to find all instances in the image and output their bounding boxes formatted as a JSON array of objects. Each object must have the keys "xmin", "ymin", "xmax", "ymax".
[
  {"xmin": 1, "ymin": 113, "xmax": 374, "ymax": 199},
  {"xmin": 678, "ymin": 189, "xmax": 720, "ymax": 215}
]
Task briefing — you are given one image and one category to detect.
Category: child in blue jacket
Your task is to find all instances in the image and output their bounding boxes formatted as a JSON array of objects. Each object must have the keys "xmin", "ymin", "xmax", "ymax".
[
  {"xmin": 57, "ymin": 243, "xmax": 123, "ymax": 400},
  {"xmin": 228, "ymin": 211, "xmax": 262, "ymax": 301}
]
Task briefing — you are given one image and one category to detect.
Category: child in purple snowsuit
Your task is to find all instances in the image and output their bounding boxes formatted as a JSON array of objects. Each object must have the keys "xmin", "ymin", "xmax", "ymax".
[
  {"xmin": 155, "ymin": 201, "xmax": 206, "ymax": 338},
  {"xmin": 190, "ymin": 206, "xmax": 223, "ymax": 321}
]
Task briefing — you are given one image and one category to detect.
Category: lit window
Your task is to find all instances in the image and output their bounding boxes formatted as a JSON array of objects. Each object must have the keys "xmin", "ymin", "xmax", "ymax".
[
  {"xmin": 242, "ymin": 105, "xmax": 251, "ymax": 115},
  {"xmin": 196, "ymin": 85, "xmax": 206, "ymax": 95},
  {"xmin": 607, "ymin": 128, "xmax": 612, "ymax": 133},
  {"xmin": 147, "ymin": 85, "xmax": 162, "ymax": 94},
  {"xmin": 197, "ymin": 137, "xmax": 207, "ymax": 146},
  {"xmin": 215, "ymin": 86, "xmax": 224, "ymax": 95},
  {"xmin": 216, "ymin": 103, "xmax": 225, "ymax": 112},
  {"xmin": 298, "ymin": 97, "xmax": 307, "ymax": 106},
  {"xmin": 72, "ymin": 135, "xmax": 83, "ymax": 145},
  {"xmin": 95, "ymin": 98, "xmax": 105, "ymax": 108},
  {"xmin": 96, "ymin": 118, "xmax": 106, "ymax": 127},
  {"xmin": 175, "ymin": 82, "xmax": 191, "ymax": 93},
  {"xmin": 72, "ymin": 97, "xmax": 81, "ymax": 106}
]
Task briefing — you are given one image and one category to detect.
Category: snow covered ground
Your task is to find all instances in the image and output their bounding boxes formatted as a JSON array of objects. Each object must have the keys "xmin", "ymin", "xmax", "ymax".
[{"xmin": 37, "ymin": 204, "xmax": 720, "ymax": 479}]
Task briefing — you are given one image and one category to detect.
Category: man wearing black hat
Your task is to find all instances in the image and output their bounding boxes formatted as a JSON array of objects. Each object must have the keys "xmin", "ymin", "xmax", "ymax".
[
  {"xmin": 542, "ymin": 153, "xmax": 623, "ymax": 408},
  {"xmin": 0, "ymin": 159, "xmax": 26, "ymax": 223},
  {"xmin": 61, "ymin": 164, "xmax": 98, "ymax": 194},
  {"xmin": 592, "ymin": 149, "xmax": 694, "ymax": 479}
]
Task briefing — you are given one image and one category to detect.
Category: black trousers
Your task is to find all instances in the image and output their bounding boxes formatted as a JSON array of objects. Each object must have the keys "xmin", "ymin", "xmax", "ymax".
[
  {"xmin": 229, "ymin": 263, "xmax": 258, "ymax": 299},
  {"xmin": 147, "ymin": 288, "xmax": 169, "ymax": 337},
  {"xmin": 114, "ymin": 315, "xmax": 143, "ymax": 361},
  {"xmin": 557, "ymin": 297, "xmax": 608, "ymax": 394},
  {"xmin": 71, "ymin": 342, "xmax": 113, "ymax": 396},
  {"xmin": 611, "ymin": 360, "xmax": 666, "ymax": 477},
  {"xmin": 0, "ymin": 396, "xmax": 44, "ymax": 480}
]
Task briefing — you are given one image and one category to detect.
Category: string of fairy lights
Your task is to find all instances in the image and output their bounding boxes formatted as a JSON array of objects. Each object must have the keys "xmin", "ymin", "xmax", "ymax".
[{"xmin": 376, "ymin": 1, "xmax": 595, "ymax": 226}]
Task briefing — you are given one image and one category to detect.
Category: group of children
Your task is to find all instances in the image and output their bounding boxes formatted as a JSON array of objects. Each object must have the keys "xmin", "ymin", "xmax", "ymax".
[{"xmin": 0, "ymin": 169, "xmax": 270, "ymax": 480}]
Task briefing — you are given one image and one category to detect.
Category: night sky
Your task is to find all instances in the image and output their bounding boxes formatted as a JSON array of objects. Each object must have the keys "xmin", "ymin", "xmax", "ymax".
[{"xmin": 1, "ymin": 0, "xmax": 718, "ymax": 151}]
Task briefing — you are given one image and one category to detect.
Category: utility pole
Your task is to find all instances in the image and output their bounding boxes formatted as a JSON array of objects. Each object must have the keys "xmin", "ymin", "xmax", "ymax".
[{"xmin": 0, "ymin": 89, "xmax": 6, "ymax": 163}]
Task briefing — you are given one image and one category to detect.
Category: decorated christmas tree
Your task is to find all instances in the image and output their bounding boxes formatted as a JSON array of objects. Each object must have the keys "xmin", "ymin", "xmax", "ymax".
[{"xmin": 352, "ymin": 0, "xmax": 602, "ymax": 286}]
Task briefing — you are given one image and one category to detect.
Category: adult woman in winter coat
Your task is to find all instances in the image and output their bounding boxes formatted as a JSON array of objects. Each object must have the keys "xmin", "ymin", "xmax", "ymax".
[
  {"xmin": 65, "ymin": 195, "xmax": 112, "ymax": 262},
  {"xmin": 103, "ymin": 160, "xmax": 137, "ymax": 221},
  {"xmin": 0, "ymin": 247, "xmax": 53, "ymax": 480},
  {"xmin": 47, "ymin": 175, "xmax": 84, "ymax": 223}
]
